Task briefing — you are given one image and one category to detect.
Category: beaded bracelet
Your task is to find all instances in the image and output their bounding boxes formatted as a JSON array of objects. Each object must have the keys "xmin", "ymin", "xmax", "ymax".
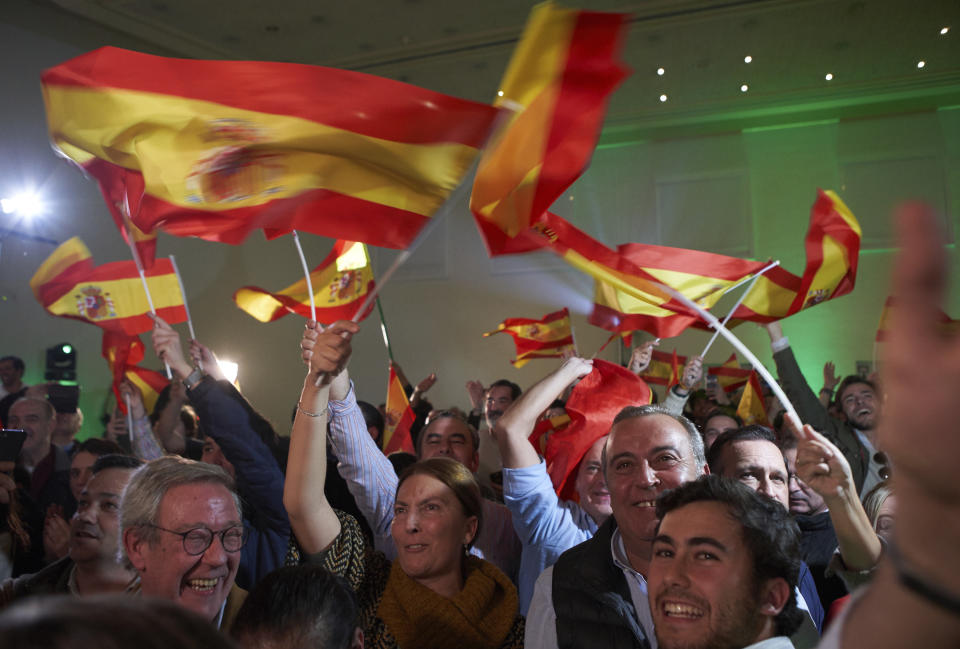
[{"xmin": 297, "ymin": 402, "xmax": 327, "ymax": 418}]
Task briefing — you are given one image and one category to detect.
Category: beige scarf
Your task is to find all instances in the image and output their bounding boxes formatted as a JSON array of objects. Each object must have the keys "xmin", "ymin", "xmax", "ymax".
[{"xmin": 377, "ymin": 556, "xmax": 518, "ymax": 649}]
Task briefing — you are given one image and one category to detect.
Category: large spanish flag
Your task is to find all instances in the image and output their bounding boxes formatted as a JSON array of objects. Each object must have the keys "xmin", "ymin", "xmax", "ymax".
[
  {"xmin": 471, "ymin": 2, "xmax": 629, "ymax": 255},
  {"xmin": 31, "ymin": 237, "xmax": 187, "ymax": 336},
  {"xmin": 233, "ymin": 241, "xmax": 375, "ymax": 324},
  {"xmin": 383, "ymin": 365, "xmax": 415, "ymax": 455},
  {"xmin": 483, "ymin": 307, "xmax": 575, "ymax": 367},
  {"xmin": 708, "ymin": 353, "xmax": 752, "ymax": 393},
  {"xmin": 732, "ymin": 190, "xmax": 861, "ymax": 322},
  {"xmin": 42, "ymin": 47, "xmax": 500, "ymax": 250}
]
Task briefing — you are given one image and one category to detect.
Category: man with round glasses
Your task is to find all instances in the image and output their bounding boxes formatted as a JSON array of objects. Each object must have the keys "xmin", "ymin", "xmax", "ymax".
[{"xmin": 120, "ymin": 455, "xmax": 247, "ymax": 629}]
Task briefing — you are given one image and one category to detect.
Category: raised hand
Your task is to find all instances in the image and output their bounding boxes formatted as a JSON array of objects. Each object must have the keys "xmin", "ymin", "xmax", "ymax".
[
  {"xmin": 300, "ymin": 320, "xmax": 359, "ymax": 385},
  {"xmin": 628, "ymin": 339, "xmax": 659, "ymax": 375},
  {"xmin": 150, "ymin": 314, "xmax": 192, "ymax": 378}
]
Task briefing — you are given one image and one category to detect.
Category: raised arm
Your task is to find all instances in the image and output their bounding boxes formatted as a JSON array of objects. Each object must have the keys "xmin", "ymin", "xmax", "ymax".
[
  {"xmin": 793, "ymin": 423, "xmax": 881, "ymax": 571},
  {"xmin": 494, "ymin": 357, "xmax": 592, "ymax": 469},
  {"xmin": 283, "ymin": 320, "xmax": 358, "ymax": 555},
  {"xmin": 663, "ymin": 355, "xmax": 703, "ymax": 417}
]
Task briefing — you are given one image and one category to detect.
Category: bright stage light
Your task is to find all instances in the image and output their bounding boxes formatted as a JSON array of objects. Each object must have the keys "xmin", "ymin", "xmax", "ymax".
[
  {"xmin": 1, "ymin": 192, "xmax": 45, "ymax": 218},
  {"xmin": 218, "ymin": 360, "xmax": 239, "ymax": 383}
]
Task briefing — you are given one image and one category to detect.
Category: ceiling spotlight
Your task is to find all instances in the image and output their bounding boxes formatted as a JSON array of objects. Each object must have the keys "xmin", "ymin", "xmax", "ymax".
[
  {"xmin": 941, "ymin": 27, "xmax": 949, "ymax": 35},
  {"xmin": 659, "ymin": 94, "xmax": 668, "ymax": 102},
  {"xmin": 0, "ymin": 192, "xmax": 45, "ymax": 219},
  {"xmin": 917, "ymin": 60, "xmax": 926, "ymax": 69},
  {"xmin": 740, "ymin": 84, "xmax": 749, "ymax": 92},
  {"xmin": 657, "ymin": 67, "xmax": 665, "ymax": 76},
  {"xmin": 825, "ymin": 73, "xmax": 834, "ymax": 81},
  {"xmin": 744, "ymin": 55, "xmax": 753, "ymax": 63},
  {"xmin": 497, "ymin": 90, "xmax": 504, "ymax": 97}
]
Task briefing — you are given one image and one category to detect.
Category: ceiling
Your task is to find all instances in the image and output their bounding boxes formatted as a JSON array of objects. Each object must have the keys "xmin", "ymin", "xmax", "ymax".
[{"xmin": 11, "ymin": 0, "xmax": 960, "ymax": 139}]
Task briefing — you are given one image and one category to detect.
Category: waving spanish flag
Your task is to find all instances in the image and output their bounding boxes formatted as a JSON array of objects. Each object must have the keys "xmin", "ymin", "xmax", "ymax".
[
  {"xmin": 732, "ymin": 190, "xmax": 860, "ymax": 322},
  {"xmin": 42, "ymin": 47, "xmax": 500, "ymax": 250},
  {"xmin": 484, "ymin": 307, "xmax": 575, "ymax": 367},
  {"xmin": 101, "ymin": 331, "xmax": 168, "ymax": 414},
  {"xmin": 641, "ymin": 350, "xmax": 686, "ymax": 387},
  {"xmin": 234, "ymin": 241, "xmax": 375, "ymax": 324},
  {"xmin": 471, "ymin": 2, "xmax": 629, "ymax": 255},
  {"xmin": 737, "ymin": 372, "xmax": 771, "ymax": 427},
  {"xmin": 529, "ymin": 413, "xmax": 572, "ymax": 455},
  {"xmin": 383, "ymin": 365, "xmax": 415, "ymax": 455},
  {"xmin": 31, "ymin": 237, "xmax": 186, "ymax": 336},
  {"xmin": 708, "ymin": 353, "xmax": 752, "ymax": 393}
]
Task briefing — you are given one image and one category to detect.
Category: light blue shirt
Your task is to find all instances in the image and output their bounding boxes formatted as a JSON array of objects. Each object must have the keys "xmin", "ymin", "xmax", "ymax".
[{"xmin": 502, "ymin": 459, "xmax": 600, "ymax": 614}]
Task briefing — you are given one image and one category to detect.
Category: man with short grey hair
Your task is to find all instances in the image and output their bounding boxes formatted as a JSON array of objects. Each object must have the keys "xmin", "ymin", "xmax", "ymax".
[
  {"xmin": 120, "ymin": 456, "xmax": 247, "ymax": 629},
  {"xmin": 527, "ymin": 404, "xmax": 709, "ymax": 649}
]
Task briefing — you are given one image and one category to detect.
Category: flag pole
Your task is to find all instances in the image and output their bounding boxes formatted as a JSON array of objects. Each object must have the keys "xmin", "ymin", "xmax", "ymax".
[
  {"xmin": 570, "ymin": 322, "xmax": 580, "ymax": 357},
  {"xmin": 124, "ymin": 392, "xmax": 134, "ymax": 442},
  {"xmin": 591, "ymin": 331, "xmax": 618, "ymax": 360},
  {"xmin": 700, "ymin": 260, "xmax": 780, "ymax": 358},
  {"xmin": 168, "ymin": 254, "xmax": 201, "ymax": 372},
  {"xmin": 376, "ymin": 297, "xmax": 395, "ymax": 363},
  {"xmin": 121, "ymin": 220, "xmax": 171, "ymax": 379},
  {"xmin": 291, "ymin": 230, "xmax": 317, "ymax": 324},
  {"xmin": 654, "ymin": 280, "xmax": 801, "ymax": 431}
]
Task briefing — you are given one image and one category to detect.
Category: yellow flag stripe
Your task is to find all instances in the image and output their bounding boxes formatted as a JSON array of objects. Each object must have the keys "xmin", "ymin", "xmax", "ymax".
[{"xmin": 47, "ymin": 273, "xmax": 183, "ymax": 320}]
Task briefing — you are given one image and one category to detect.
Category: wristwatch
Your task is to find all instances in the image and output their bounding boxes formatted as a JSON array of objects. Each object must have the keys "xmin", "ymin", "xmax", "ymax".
[{"xmin": 182, "ymin": 367, "xmax": 203, "ymax": 390}]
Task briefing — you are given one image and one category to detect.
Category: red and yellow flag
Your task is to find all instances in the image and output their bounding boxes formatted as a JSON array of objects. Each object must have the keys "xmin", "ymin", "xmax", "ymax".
[
  {"xmin": 732, "ymin": 190, "xmax": 861, "ymax": 322},
  {"xmin": 383, "ymin": 365, "xmax": 415, "ymax": 455},
  {"xmin": 545, "ymin": 359, "xmax": 651, "ymax": 500},
  {"xmin": 233, "ymin": 241, "xmax": 375, "ymax": 324},
  {"xmin": 101, "ymin": 331, "xmax": 168, "ymax": 414},
  {"xmin": 708, "ymin": 353, "xmax": 752, "ymax": 393},
  {"xmin": 875, "ymin": 296, "xmax": 960, "ymax": 342},
  {"xmin": 471, "ymin": 2, "xmax": 629, "ymax": 256},
  {"xmin": 42, "ymin": 47, "xmax": 500, "ymax": 250},
  {"xmin": 31, "ymin": 237, "xmax": 186, "ymax": 336},
  {"xmin": 737, "ymin": 372, "xmax": 770, "ymax": 427},
  {"xmin": 483, "ymin": 307, "xmax": 575, "ymax": 367},
  {"xmin": 641, "ymin": 350, "xmax": 687, "ymax": 387},
  {"xmin": 529, "ymin": 413, "xmax": 572, "ymax": 455}
]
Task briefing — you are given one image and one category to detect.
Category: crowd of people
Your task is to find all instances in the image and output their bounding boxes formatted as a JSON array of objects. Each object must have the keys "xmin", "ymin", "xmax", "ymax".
[{"xmin": 0, "ymin": 203, "xmax": 956, "ymax": 649}]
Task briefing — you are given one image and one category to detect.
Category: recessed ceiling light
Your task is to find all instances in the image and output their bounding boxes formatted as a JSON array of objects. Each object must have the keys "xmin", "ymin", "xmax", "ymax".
[
  {"xmin": 659, "ymin": 94, "xmax": 668, "ymax": 102},
  {"xmin": 941, "ymin": 27, "xmax": 949, "ymax": 35},
  {"xmin": 740, "ymin": 84, "xmax": 749, "ymax": 92},
  {"xmin": 825, "ymin": 73, "xmax": 834, "ymax": 81},
  {"xmin": 744, "ymin": 55, "xmax": 753, "ymax": 63},
  {"xmin": 497, "ymin": 90, "xmax": 504, "ymax": 97},
  {"xmin": 657, "ymin": 67, "xmax": 665, "ymax": 76},
  {"xmin": 917, "ymin": 60, "xmax": 926, "ymax": 69}
]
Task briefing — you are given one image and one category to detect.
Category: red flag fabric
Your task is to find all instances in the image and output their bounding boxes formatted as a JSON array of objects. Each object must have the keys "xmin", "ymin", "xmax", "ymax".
[
  {"xmin": 101, "ymin": 331, "xmax": 168, "ymax": 414},
  {"xmin": 529, "ymin": 413, "xmax": 572, "ymax": 456},
  {"xmin": 383, "ymin": 365, "xmax": 415, "ymax": 455},
  {"xmin": 42, "ymin": 47, "xmax": 500, "ymax": 250},
  {"xmin": 708, "ymin": 353, "xmax": 752, "ymax": 393},
  {"xmin": 483, "ymin": 307, "xmax": 576, "ymax": 367},
  {"xmin": 736, "ymin": 372, "xmax": 771, "ymax": 427},
  {"xmin": 642, "ymin": 350, "xmax": 688, "ymax": 387},
  {"xmin": 544, "ymin": 359, "xmax": 651, "ymax": 500},
  {"xmin": 471, "ymin": 3, "xmax": 629, "ymax": 255}
]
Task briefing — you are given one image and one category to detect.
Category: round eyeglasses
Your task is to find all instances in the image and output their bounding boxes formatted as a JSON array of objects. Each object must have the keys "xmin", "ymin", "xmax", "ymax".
[{"xmin": 147, "ymin": 524, "xmax": 248, "ymax": 555}]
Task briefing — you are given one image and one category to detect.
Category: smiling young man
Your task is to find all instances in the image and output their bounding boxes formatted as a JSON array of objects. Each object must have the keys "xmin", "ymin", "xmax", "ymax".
[
  {"xmin": 526, "ymin": 404, "xmax": 708, "ymax": 649},
  {"xmin": 120, "ymin": 456, "xmax": 247, "ymax": 630},
  {"xmin": 649, "ymin": 475, "xmax": 804, "ymax": 649}
]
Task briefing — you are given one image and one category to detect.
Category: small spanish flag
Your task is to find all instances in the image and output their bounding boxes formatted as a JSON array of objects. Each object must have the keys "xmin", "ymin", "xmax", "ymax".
[
  {"xmin": 471, "ymin": 2, "xmax": 629, "ymax": 256},
  {"xmin": 31, "ymin": 237, "xmax": 186, "ymax": 336},
  {"xmin": 737, "ymin": 372, "xmax": 771, "ymax": 427},
  {"xmin": 102, "ymin": 331, "xmax": 168, "ymax": 414},
  {"xmin": 234, "ymin": 241, "xmax": 375, "ymax": 324},
  {"xmin": 708, "ymin": 353, "xmax": 752, "ymax": 393},
  {"xmin": 383, "ymin": 365, "xmax": 415, "ymax": 455},
  {"xmin": 529, "ymin": 413, "xmax": 571, "ymax": 455},
  {"xmin": 642, "ymin": 350, "xmax": 687, "ymax": 387},
  {"xmin": 42, "ymin": 47, "xmax": 500, "ymax": 250},
  {"xmin": 484, "ymin": 307, "xmax": 575, "ymax": 367},
  {"xmin": 875, "ymin": 296, "xmax": 960, "ymax": 342}
]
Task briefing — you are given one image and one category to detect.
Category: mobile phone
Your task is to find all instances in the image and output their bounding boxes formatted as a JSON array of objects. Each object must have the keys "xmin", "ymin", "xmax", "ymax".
[
  {"xmin": 706, "ymin": 374, "xmax": 719, "ymax": 390},
  {"xmin": 0, "ymin": 429, "xmax": 28, "ymax": 464}
]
